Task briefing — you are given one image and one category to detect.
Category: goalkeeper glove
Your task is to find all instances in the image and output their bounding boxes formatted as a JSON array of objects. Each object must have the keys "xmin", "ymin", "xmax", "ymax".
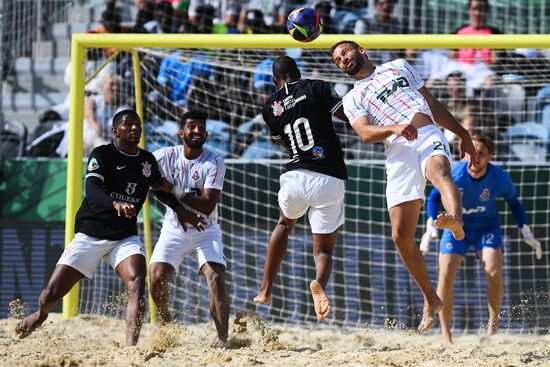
[
  {"xmin": 521, "ymin": 224, "xmax": 542, "ymax": 260},
  {"xmin": 420, "ymin": 217, "xmax": 439, "ymax": 254}
]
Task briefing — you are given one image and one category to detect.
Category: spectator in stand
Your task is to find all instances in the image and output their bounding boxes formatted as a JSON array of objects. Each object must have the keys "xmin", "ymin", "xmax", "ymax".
[
  {"xmin": 184, "ymin": 4, "xmax": 215, "ymax": 33},
  {"xmin": 132, "ymin": 0, "xmax": 156, "ymax": 32},
  {"xmin": 84, "ymin": 73, "xmax": 130, "ymax": 154},
  {"xmin": 152, "ymin": 5, "xmax": 214, "ymax": 110},
  {"xmin": 333, "ymin": 0, "xmax": 369, "ymax": 34},
  {"xmin": 455, "ymin": 0, "xmax": 501, "ymax": 66},
  {"xmin": 187, "ymin": 0, "xmax": 240, "ymax": 25},
  {"xmin": 241, "ymin": 9, "xmax": 269, "ymax": 34},
  {"xmin": 444, "ymin": 72, "xmax": 469, "ymax": 118},
  {"xmin": 88, "ymin": 7, "xmax": 122, "ymax": 58},
  {"xmin": 238, "ymin": 1, "xmax": 292, "ymax": 34},
  {"xmin": 313, "ymin": 1, "xmax": 336, "ymax": 35},
  {"xmin": 143, "ymin": 1, "xmax": 175, "ymax": 33},
  {"xmin": 353, "ymin": 0, "xmax": 407, "ymax": 64}
]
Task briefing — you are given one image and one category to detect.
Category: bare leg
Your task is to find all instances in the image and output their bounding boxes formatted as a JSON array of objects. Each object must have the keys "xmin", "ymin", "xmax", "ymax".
[
  {"xmin": 117, "ymin": 254, "xmax": 147, "ymax": 346},
  {"xmin": 479, "ymin": 248, "xmax": 503, "ymax": 336},
  {"xmin": 389, "ymin": 200, "xmax": 442, "ymax": 333},
  {"xmin": 16, "ymin": 265, "xmax": 84, "ymax": 338},
  {"xmin": 254, "ymin": 210, "xmax": 297, "ymax": 304},
  {"xmin": 150, "ymin": 262, "xmax": 176, "ymax": 324},
  {"xmin": 426, "ymin": 156, "xmax": 464, "ymax": 240},
  {"xmin": 437, "ymin": 253, "xmax": 463, "ymax": 345},
  {"xmin": 202, "ymin": 262, "xmax": 229, "ymax": 346},
  {"xmin": 309, "ymin": 231, "xmax": 337, "ymax": 321}
]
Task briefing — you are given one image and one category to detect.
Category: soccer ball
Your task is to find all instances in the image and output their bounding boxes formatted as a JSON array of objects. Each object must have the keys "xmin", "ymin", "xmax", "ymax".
[{"xmin": 286, "ymin": 7, "xmax": 323, "ymax": 42}]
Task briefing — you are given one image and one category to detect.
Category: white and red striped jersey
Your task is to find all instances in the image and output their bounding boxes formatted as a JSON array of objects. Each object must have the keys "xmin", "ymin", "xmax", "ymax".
[
  {"xmin": 342, "ymin": 59, "xmax": 433, "ymax": 144},
  {"xmin": 153, "ymin": 146, "xmax": 225, "ymax": 227}
]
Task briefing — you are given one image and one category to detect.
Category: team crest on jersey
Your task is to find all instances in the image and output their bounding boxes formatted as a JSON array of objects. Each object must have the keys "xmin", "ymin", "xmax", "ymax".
[
  {"xmin": 445, "ymin": 242, "xmax": 453, "ymax": 250},
  {"xmin": 142, "ymin": 161, "xmax": 152, "ymax": 177},
  {"xmin": 312, "ymin": 146, "xmax": 325, "ymax": 159},
  {"xmin": 88, "ymin": 157, "xmax": 99, "ymax": 171},
  {"xmin": 272, "ymin": 100, "xmax": 284, "ymax": 116},
  {"xmin": 192, "ymin": 170, "xmax": 200, "ymax": 181},
  {"xmin": 125, "ymin": 182, "xmax": 137, "ymax": 195},
  {"xmin": 480, "ymin": 188, "xmax": 490, "ymax": 201},
  {"xmin": 390, "ymin": 68, "xmax": 398, "ymax": 75}
]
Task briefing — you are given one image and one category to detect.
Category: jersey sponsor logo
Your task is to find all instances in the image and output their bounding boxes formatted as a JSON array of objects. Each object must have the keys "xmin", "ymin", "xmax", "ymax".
[
  {"xmin": 142, "ymin": 161, "xmax": 152, "ymax": 178},
  {"xmin": 116, "ymin": 165, "xmax": 127, "ymax": 170},
  {"xmin": 272, "ymin": 100, "xmax": 284, "ymax": 116},
  {"xmin": 463, "ymin": 206, "xmax": 486, "ymax": 214},
  {"xmin": 88, "ymin": 157, "xmax": 99, "ymax": 171},
  {"xmin": 111, "ymin": 192, "xmax": 140, "ymax": 204},
  {"xmin": 312, "ymin": 146, "xmax": 325, "ymax": 159},
  {"xmin": 125, "ymin": 182, "xmax": 137, "ymax": 195},
  {"xmin": 282, "ymin": 94, "xmax": 306, "ymax": 110},
  {"xmin": 480, "ymin": 188, "xmax": 490, "ymax": 201},
  {"xmin": 376, "ymin": 77, "xmax": 410, "ymax": 103},
  {"xmin": 192, "ymin": 170, "xmax": 200, "ymax": 181}
]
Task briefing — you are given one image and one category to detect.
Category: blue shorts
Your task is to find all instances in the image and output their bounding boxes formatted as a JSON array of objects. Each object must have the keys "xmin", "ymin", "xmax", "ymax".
[{"xmin": 439, "ymin": 227, "xmax": 502, "ymax": 257}]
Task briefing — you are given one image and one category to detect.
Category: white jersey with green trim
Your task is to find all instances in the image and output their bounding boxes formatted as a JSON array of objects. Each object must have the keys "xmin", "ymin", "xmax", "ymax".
[
  {"xmin": 342, "ymin": 58, "xmax": 434, "ymax": 144},
  {"xmin": 153, "ymin": 146, "xmax": 225, "ymax": 227}
]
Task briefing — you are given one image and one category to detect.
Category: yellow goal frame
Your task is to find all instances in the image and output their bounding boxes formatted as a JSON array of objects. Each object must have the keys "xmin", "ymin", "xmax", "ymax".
[{"xmin": 64, "ymin": 33, "xmax": 550, "ymax": 322}]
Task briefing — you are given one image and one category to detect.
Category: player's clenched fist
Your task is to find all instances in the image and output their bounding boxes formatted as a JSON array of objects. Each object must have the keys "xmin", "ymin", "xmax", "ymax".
[{"xmin": 392, "ymin": 124, "xmax": 418, "ymax": 141}]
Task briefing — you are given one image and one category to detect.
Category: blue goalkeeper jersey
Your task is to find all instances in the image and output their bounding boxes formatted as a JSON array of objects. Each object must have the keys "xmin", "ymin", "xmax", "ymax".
[{"xmin": 427, "ymin": 161, "xmax": 528, "ymax": 232}]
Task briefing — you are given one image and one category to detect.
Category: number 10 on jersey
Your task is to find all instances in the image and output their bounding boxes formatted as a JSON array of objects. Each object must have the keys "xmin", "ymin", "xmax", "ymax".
[{"xmin": 284, "ymin": 117, "xmax": 315, "ymax": 157}]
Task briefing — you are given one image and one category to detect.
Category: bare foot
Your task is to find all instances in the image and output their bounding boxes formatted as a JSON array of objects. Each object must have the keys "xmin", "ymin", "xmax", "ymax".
[
  {"xmin": 487, "ymin": 316, "xmax": 499, "ymax": 336},
  {"xmin": 309, "ymin": 280, "xmax": 331, "ymax": 321},
  {"xmin": 442, "ymin": 331, "xmax": 454, "ymax": 346},
  {"xmin": 15, "ymin": 311, "xmax": 47, "ymax": 339},
  {"xmin": 418, "ymin": 296, "xmax": 443, "ymax": 333},
  {"xmin": 434, "ymin": 214, "xmax": 465, "ymax": 241},
  {"xmin": 214, "ymin": 339, "xmax": 229, "ymax": 348},
  {"xmin": 253, "ymin": 293, "xmax": 271, "ymax": 304}
]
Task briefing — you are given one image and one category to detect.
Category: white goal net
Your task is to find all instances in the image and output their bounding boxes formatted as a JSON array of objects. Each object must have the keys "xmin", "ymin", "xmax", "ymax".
[{"xmin": 76, "ymin": 44, "xmax": 550, "ymax": 334}]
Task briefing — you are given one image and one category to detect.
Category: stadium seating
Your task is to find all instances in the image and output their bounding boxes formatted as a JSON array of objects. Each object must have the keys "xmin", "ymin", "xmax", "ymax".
[{"xmin": 503, "ymin": 121, "xmax": 550, "ymax": 162}]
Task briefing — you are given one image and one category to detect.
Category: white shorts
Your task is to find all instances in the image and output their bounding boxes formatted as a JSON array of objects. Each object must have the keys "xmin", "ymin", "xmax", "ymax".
[
  {"xmin": 385, "ymin": 124, "xmax": 451, "ymax": 209},
  {"xmin": 278, "ymin": 169, "xmax": 345, "ymax": 234},
  {"xmin": 57, "ymin": 233, "xmax": 145, "ymax": 279},
  {"xmin": 150, "ymin": 223, "xmax": 226, "ymax": 273}
]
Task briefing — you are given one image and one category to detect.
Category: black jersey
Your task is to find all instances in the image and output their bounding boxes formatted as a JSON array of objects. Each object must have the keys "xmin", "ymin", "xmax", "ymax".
[
  {"xmin": 75, "ymin": 143, "xmax": 161, "ymax": 240},
  {"xmin": 262, "ymin": 79, "xmax": 348, "ymax": 180}
]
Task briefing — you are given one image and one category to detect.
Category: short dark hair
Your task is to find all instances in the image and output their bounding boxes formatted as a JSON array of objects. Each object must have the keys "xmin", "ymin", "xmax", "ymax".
[
  {"xmin": 471, "ymin": 133, "xmax": 495, "ymax": 154},
  {"xmin": 272, "ymin": 56, "xmax": 300, "ymax": 81},
  {"xmin": 112, "ymin": 109, "xmax": 140, "ymax": 127},
  {"xmin": 181, "ymin": 110, "xmax": 207, "ymax": 129},
  {"xmin": 468, "ymin": 0, "xmax": 489, "ymax": 10},
  {"xmin": 330, "ymin": 40, "xmax": 361, "ymax": 58}
]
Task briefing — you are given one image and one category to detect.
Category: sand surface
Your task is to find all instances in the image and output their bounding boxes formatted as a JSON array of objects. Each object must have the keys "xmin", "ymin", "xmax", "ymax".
[{"xmin": 1, "ymin": 312, "xmax": 550, "ymax": 367}]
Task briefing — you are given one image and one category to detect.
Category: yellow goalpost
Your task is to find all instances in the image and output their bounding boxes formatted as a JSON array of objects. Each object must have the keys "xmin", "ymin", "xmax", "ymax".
[{"xmin": 63, "ymin": 33, "xmax": 550, "ymax": 322}]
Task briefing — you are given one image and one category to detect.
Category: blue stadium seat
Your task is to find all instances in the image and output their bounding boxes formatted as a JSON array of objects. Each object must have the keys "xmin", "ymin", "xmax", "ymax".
[
  {"xmin": 203, "ymin": 119, "xmax": 231, "ymax": 158},
  {"xmin": 502, "ymin": 122, "xmax": 550, "ymax": 162}
]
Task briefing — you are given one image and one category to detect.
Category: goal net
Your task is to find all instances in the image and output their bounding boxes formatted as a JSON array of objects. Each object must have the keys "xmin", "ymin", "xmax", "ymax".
[{"xmin": 70, "ymin": 34, "xmax": 550, "ymax": 333}]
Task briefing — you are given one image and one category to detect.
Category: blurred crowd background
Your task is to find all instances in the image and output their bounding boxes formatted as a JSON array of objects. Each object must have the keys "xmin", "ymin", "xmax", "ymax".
[{"xmin": 1, "ymin": 0, "xmax": 550, "ymax": 162}]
